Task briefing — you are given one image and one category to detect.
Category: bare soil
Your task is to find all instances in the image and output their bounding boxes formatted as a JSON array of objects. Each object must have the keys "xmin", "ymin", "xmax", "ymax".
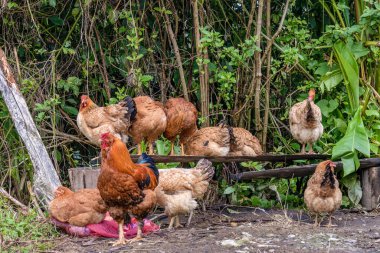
[{"xmin": 52, "ymin": 206, "xmax": 380, "ymax": 253}]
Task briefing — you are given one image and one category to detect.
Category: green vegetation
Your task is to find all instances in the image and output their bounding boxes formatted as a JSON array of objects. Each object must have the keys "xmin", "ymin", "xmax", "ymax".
[
  {"xmin": 0, "ymin": 0, "xmax": 379, "ymax": 216},
  {"xmin": 0, "ymin": 197, "xmax": 59, "ymax": 252}
]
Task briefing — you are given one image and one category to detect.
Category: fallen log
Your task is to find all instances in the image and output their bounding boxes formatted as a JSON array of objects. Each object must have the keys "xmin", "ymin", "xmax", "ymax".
[
  {"xmin": 228, "ymin": 158, "xmax": 380, "ymax": 181},
  {"xmin": 0, "ymin": 48, "xmax": 61, "ymax": 206}
]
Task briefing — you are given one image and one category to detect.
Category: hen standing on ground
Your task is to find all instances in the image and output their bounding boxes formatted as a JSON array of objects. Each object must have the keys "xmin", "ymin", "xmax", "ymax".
[
  {"xmin": 127, "ymin": 96, "xmax": 167, "ymax": 155},
  {"xmin": 97, "ymin": 133, "xmax": 159, "ymax": 245},
  {"xmin": 155, "ymin": 159, "xmax": 215, "ymax": 229},
  {"xmin": 163, "ymin": 98, "xmax": 198, "ymax": 155},
  {"xmin": 77, "ymin": 95, "xmax": 136, "ymax": 146},
  {"xmin": 289, "ymin": 89, "xmax": 323, "ymax": 154},
  {"xmin": 49, "ymin": 186, "xmax": 107, "ymax": 227},
  {"xmin": 304, "ymin": 160, "xmax": 342, "ymax": 227}
]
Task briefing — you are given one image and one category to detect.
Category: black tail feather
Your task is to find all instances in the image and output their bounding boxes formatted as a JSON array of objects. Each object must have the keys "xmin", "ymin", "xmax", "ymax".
[
  {"xmin": 137, "ymin": 153, "xmax": 159, "ymax": 179},
  {"xmin": 122, "ymin": 96, "xmax": 137, "ymax": 121},
  {"xmin": 321, "ymin": 165, "xmax": 335, "ymax": 189},
  {"xmin": 306, "ymin": 99, "xmax": 314, "ymax": 121}
]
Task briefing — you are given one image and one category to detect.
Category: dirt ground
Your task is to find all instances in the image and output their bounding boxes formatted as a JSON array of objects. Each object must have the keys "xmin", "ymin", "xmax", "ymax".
[{"xmin": 52, "ymin": 206, "xmax": 380, "ymax": 253}]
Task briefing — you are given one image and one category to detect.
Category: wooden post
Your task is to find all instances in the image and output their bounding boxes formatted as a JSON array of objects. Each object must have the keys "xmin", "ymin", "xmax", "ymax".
[
  {"xmin": 0, "ymin": 48, "xmax": 61, "ymax": 206},
  {"xmin": 361, "ymin": 167, "xmax": 380, "ymax": 210}
]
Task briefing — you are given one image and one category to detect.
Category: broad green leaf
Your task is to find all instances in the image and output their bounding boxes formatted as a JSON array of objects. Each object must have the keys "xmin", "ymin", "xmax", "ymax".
[
  {"xmin": 348, "ymin": 180, "xmax": 362, "ymax": 206},
  {"xmin": 348, "ymin": 41, "xmax": 370, "ymax": 59},
  {"xmin": 49, "ymin": 0, "xmax": 56, "ymax": 8},
  {"xmin": 320, "ymin": 69, "xmax": 344, "ymax": 92},
  {"xmin": 223, "ymin": 186, "xmax": 235, "ymax": 195},
  {"xmin": 341, "ymin": 152, "xmax": 359, "ymax": 176},
  {"xmin": 332, "ymin": 107, "xmax": 370, "ymax": 160},
  {"xmin": 333, "ymin": 40, "xmax": 359, "ymax": 111},
  {"xmin": 62, "ymin": 105, "xmax": 78, "ymax": 116},
  {"xmin": 316, "ymin": 99, "xmax": 339, "ymax": 117}
]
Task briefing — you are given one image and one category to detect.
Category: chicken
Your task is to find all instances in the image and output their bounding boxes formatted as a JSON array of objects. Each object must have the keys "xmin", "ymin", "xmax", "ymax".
[
  {"xmin": 289, "ymin": 89, "xmax": 323, "ymax": 154},
  {"xmin": 304, "ymin": 160, "xmax": 342, "ymax": 227},
  {"xmin": 163, "ymin": 98, "xmax": 198, "ymax": 155},
  {"xmin": 97, "ymin": 133, "xmax": 159, "ymax": 245},
  {"xmin": 128, "ymin": 96, "xmax": 167, "ymax": 155},
  {"xmin": 77, "ymin": 95, "xmax": 136, "ymax": 146},
  {"xmin": 155, "ymin": 159, "xmax": 214, "ymax": 229},
  {"xmin": 184, "ymin": 126, "xmax": 231, "ymax": 156},
  {"xmin": 49, "ymin": 186, "xmax": 107, "ymax": 227},
  {"xmin": 229, "ymin": 127, "xmax": 263, "ymax": 156}
]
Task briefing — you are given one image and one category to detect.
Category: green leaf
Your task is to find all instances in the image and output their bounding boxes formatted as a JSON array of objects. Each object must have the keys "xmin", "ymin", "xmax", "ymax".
[
  {"xmin": 332, "ymin": 107, "xmax": 370, "ymax": 160},
  {"xmin": 348, "ymin": 180, "xmax": 362, "ymax": 206},
  {"xmin": 316, "ymin": 99, "xmax": 339, "ymax": 117},
  {"xmin": 320, "ymin": 69, "xmax": 344, "ymax": 92},
  {"xmin": 223, "ymin": 186, "xmax": 235, "ymax": 195},
  {"xmin": 348, "ymin": 41, "xmax": 370, "ymax": 59},
  {"xmin": 49, "ymin": 0, "xmax": 56, "ymax": 8},
  {"xmin": 333, "ymin": 40, "xmax": 359, "ymax": 111},
  {"xmin": 341, "ymin": 152, "xmax": 359, "ymax": 176},
  {"xmin": 62, "ymin": 105, "xmax": 78, "ymax": 116}
]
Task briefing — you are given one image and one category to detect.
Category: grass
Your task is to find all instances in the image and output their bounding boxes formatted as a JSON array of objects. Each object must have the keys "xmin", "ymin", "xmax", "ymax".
[{"xmin": 0, "ymin": 197, "xmax": 60, "ymax": 253}]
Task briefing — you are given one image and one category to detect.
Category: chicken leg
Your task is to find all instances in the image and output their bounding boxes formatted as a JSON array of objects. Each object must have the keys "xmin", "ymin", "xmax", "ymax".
[
  {"xmin": 168, "ymin": 216, "xmax": 175, "ymax": 230},
  {"xmin": 148, "ymin": 142, "xmax": 154, "ymax": 155},
  {"xmin": 137, "ymin": 144, "xmax": 142, "ymax": 155},
  {"xmin": 127, "ymin": 220, "xmax": 144, "ymax": 243},
  {"xmin": 170, "ymin": 142, "xmax": 175, "ymax": 155},
  {"xmin": 175, "ymin": 216, "xmax": 183, "ymax": 228},
  {"xmin": 308, "ymin": 143, "xmax": 315, "ymax": 154},
  {"xmin": 111, "ymin": 221, "xmax": 126, "ymax": 246},
  {"xmin": 186, "ymin": 210, "xmax": 194, "ymax": 227},
  {"xmin": 313, "ymin": 214, "xmax": 319, "ymax": 227},
  {"xmin": 300, "ymin": 143, "xmax": 306, "ymax": 154},
  {"xmin": 181, "ymin": 143, "xmax": 186, "ymax": 155}
]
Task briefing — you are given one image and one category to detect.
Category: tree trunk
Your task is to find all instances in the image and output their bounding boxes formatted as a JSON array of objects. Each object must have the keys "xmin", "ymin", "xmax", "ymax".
[
  {"xmin": 254, "ymin": 0, "xmax": 264, "ymax": 136},
  {"xmin": 0, "ymin": 48, "xmax": 61, "ymax": 207},
  {"xmin": 192, "ymin": 0, "xmax": 209, "ymax": 126}
]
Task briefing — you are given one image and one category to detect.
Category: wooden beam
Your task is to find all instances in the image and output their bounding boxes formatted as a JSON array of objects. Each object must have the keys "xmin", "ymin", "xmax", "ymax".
[
  {"xmin": 361, "ymin": 167, "xmax": 380, "ymax": 211},
  {"xmin": 126, "ymin": 154, "xmax": 330, "ymax": 163},
  {"xmin": 0, "ymin": 48, "xmax": 61, "ymax": 206},
  {"xmin": 228, "ymin": 158, "xmax": 380, "ymax": 181}
]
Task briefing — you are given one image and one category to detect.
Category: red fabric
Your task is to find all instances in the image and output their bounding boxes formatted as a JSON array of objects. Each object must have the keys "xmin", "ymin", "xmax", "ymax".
[{"xmin": 51, "ymin": 213, "xmax": 160, "ymax": 238}]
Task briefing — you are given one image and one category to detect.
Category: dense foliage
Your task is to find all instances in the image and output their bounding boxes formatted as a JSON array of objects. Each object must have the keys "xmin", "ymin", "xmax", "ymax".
[{"xmin": 0, "ymin": 0, "xmax": 379, "ymax": 207}]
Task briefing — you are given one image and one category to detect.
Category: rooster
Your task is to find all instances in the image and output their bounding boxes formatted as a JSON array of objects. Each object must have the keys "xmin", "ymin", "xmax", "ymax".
[
  {"xmin": 289, "ymin": 89, "xmax": 323, "ymax": 154},
  {"xmin": 163, "ymin": 98, "xmax": 198, "ymax": 155},
  {"xmin": 155, "ymin": 159, "xmax": 214, "ymax": 229},
  {"xmin": 127, "ymin": 96, "xmax": 167, "ymax": 155},
  {"xmin": 49, "ymin": 186, "xmax": 107, "ymax": 227},
  {"xmin": 97, "ymin": 133, "xmax": 159, "ymax": 245},
  {"xmin": 77, "ymin": 95, "xmax": 136, "ymax": 146},
  {"xmin": 304, "ymin": 160, "xmax": 342, "ymax": 227}
]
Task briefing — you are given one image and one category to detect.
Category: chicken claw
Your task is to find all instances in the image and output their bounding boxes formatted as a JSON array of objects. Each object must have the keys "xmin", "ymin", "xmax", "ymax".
[{"xmin": 111, "ymin": 238, "xmax": 127, "ymax": 246}]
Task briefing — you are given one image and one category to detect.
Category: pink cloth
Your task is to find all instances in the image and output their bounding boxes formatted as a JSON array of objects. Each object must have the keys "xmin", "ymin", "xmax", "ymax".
[{"xmin": 51, "ymin": 213, "xmax": 160, "ymax": 238}]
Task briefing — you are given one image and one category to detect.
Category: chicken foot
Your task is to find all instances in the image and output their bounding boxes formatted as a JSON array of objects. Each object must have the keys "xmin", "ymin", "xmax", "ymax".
[
  {"xmin": 111, "ymin": 221, "xmax": 126, "ymax": 246},
  {"xmin": 127, "ymin": 220, "xmax": 144, "ymax": 243},
  {"xmin": 300, "ymin": 143, "xmax": 306, "ymax": 154},
  {"xmin": 308, "ymin": 142, "xmax": 316, "ymax": 154},
  {"xmin": 313, "ymin": 214, "xmax": 319, "ymax": 227},
  {"xmin": 137, "ymin": 144, "xmax": 142, "ymax": 155},
  {"xmin": 168, "ymin": 216, "xmax": 176, "ymax": 230},
  {"xmin": 175, "ymin": 216, "xmax": 183, "ymax": 228},
  {"xmin": 181, "ymin": 143, "xmax": 186, "ymax": 156}
]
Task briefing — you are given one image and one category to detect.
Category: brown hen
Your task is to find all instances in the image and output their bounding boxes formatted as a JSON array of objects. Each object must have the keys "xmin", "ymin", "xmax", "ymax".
[
  {"xmin": 304, "ymin": 160, "xmax": 342, "ymax": 227},
  {"xmin": 128, "ymin": 96, "xmax": 167, "ymax": 155},
  {"xmin": 184, "ymin": 126, "xmax": 231, "ymax": 156},
  {"xmin": 49, "ymin": 186, "xmax": 107, "ymax": 227},
  {"xmin": 229, "ymin": 127, "xmax": 263, "ymax": 156},
  {"xmin": 163, "ymin": 98, "xmax": 198, "ymax": 155}
]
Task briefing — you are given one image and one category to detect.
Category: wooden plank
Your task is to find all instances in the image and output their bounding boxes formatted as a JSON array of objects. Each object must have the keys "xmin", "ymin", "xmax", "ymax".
[
  {"xmin": 361, "ymin": 167, "xmax": 380, "ymax": 211},
  {"xmin": 127, "ymin": 154, "xmax": 330, "ymax": 163},
  {"xmin": 0, "ymin": 48, "xmax": 60, "ymax": 206},
  {"xmin": 228, "ymin": 158, "xmax": 380, "ymax": 181}
]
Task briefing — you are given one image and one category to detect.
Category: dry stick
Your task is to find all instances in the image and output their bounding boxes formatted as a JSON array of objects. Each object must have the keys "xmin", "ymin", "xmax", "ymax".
[
  {"xmin": 94, "ymin": 28, "xmax": 111, "ymax": 100},
  {"xmin": 192, "ymin": 0, "xmax": 209, "ymax": 126},
  {"xmin": 27, "ymin": 181, "xmax": 45, "ymax": 218},
  {"xmin": 245, "ymin": 0, "xmax": 256, "ymax": 39},
  {"xmin": 163, "ymin": 3, "xmax": 189, "ymax": 101},
  {"xmin": 253, "ymin": 0, "xmax": 264, "ymax": 135},
  {"xmin": 0, "ymin": 187, "xmax": 29, "ymax": 214},
  {"xmin": 261, "ymin": 0, "xmax": 291, "ymax": 62},
  {"xmin": 12, "ymin": 47, "xmax": 21, "ymax": 83},
  {"xmin": 262, "ymin": 0, "xmax": 272, "ymax": 153}
]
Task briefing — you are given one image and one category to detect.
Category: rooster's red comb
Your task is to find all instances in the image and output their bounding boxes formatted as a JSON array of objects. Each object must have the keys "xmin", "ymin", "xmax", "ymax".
[{"xmin": 81, "ymin": 95, "xmax": 88, "ymax": 101}]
